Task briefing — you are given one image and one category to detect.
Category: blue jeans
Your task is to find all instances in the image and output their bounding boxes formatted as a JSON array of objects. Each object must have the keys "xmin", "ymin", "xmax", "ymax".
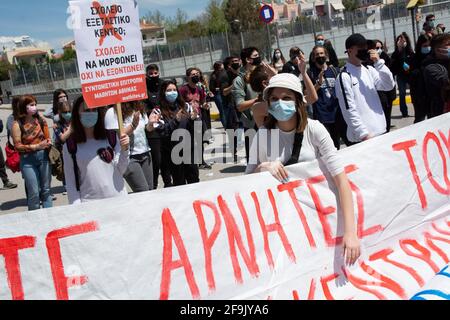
[
  {"xmin": 213, "ymin": 94, "xmax": 226, "ymax": 128},
  {"xmin": 20, "ymin": 150, "xmax": 52, "ymax": 211},
  {"xmin": 397, "ymin": 75, "xmax": 409, "ymax": 116}
]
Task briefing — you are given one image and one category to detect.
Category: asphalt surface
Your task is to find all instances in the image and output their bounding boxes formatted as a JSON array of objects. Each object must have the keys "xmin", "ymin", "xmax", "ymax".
[{"xmin": 0, "ymin": 102, "xmax": 415, "ymax": 215}]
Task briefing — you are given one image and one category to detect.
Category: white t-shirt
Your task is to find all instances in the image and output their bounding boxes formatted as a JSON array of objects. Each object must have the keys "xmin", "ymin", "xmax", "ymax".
[
  {"xmin": 104, "ymin": 107, "xmax": 150, "ymax": 156},
  {"xmin": 63, "ymin": 137, "xmax": 129, "ymax": 204},
  {"xmin": 245, "ymin": 119, "xmax": 343, "ymax": 177}
]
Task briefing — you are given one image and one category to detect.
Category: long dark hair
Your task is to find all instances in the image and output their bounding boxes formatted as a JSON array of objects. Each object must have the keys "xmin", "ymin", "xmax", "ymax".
[
  {"xmin": 158, "ymin": 80, "xmax": 188, "ymax": 120},
  {"xmin": 52, "ymin": 89, "xmax": 69, "ymax": 115},
  {"xmin": 394, "ymin": 32, "xmax": 414, "ymax": 56},
  {"xmin": 70, "ymin": 95, "xmax": 107, "ymax": 143},
  {"xmin": 271, "ymin": 48, "xmax": 286, "ymax": 65},
  {"xmin": 17, "ymin": 95, "xmax": 42, "ymax": 121}
]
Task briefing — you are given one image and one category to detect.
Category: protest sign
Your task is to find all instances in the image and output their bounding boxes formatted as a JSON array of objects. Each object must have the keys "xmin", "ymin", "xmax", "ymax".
[
  {"xmin": 69, "ymin": 0, "xmax": 147, "ymax": 110},
  {"xmin": 0, "ymin": 114, "xmax": 448, "ymax": 300}
]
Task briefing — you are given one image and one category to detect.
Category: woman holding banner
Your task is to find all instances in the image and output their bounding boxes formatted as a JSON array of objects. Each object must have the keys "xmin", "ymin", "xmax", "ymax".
[
  {"xmin": 245, "ymin": 73, "xmax": 361, "ymax": 265},
  {"xmin": 63, "ymin": 96, "xmax": 130, "ymax": 204}
]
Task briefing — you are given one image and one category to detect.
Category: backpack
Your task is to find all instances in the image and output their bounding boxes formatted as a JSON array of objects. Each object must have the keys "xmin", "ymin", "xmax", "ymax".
[
  {"xmin": 66, "ymin": 130, "xmax": 117, "ymax": 191},
  {"xmin": 49, "ymin": 145, "xmax": 64, "ymax": 181},
  {"xmin": 5, "ymin": 134, "xmax": 20, "ymax": 173}
]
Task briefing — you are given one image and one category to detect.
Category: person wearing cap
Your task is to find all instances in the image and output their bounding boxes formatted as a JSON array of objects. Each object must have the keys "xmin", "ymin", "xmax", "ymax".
[
  {"xmin": 245, "ymin": 73, "xmax": 360, "ymax": 265},
  {"xmin": 335, "ymin": 33, "xmax": 395, "ymax": 144}
]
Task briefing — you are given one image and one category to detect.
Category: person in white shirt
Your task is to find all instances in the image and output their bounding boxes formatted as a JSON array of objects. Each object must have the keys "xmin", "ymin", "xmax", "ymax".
[
  {"xmin": 104, "ymin": 101, "xmax": 159, "ymax": 192},
  {"xmin": 63, "ymin": 96, "xmax": 130, "ymax": 204},
  {"xmin": 246, "ymin": 73, "xmax": 360, "ymax": 265},
  {"xmin": 335, "ymin": 33, "xmax": 395, "ymax": 144}
]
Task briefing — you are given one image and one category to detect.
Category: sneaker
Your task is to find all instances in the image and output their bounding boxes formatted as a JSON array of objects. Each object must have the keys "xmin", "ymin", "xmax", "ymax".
[
  {"xmin": 62, "ymin": 191, "xmax": 67, "ymax": 196},
  {"xmin": 199, "ymin": 163, "xmax": 212, "ymax": 170},
  {"xmin": 2, "ymin": 181, "xmax": 18, "ymax": 189},
  {"xmin": 52, "ymin": 194, "xmax": 57, "ymax": 201}
]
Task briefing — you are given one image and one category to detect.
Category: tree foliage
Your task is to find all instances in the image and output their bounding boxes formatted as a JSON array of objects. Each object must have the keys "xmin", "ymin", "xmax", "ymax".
[
  {"xmin": 342, "ymin": 0, "xmax": 360, "ymax": 12},
  {"xmin": 0, "ymin": 58, "xmax": 14, "ymax": 81},
  {"xmin": 224, "ymin": 0, "xmax": 261, "ymax": 33}
]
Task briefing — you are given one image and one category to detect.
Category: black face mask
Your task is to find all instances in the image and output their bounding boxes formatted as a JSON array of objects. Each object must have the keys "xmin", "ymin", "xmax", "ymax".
[
  {"xmin": 251, "ymin": 56, "xmax": 262, "ymax": 66},
  {"xmin": 191, "ymin": 76, "xmax": 200, "ymax": 84},
  {"xmin": 231, "ymin": 62, "xmax": 241, "ymax": 70},
  {"xmin": 316, "ymin": 56, "xmax": 327, "ymax": 65},
  {"xmin": 356, "ymin": 49, "xmax": 370, "ymax": 62}
]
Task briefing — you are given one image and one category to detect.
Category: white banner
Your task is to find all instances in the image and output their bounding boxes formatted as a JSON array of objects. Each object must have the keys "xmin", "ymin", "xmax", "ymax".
[
  {"xmin": 0, "ymin": 114, "xmax": 449, "ymax": 300},
  {"xmin": 69, "ymin": 0, "xmax": 147, "ymax": 107}
]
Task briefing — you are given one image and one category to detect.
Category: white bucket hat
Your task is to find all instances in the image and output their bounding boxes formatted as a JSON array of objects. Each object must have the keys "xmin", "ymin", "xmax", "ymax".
[{"xmin": 262, "ymin": 73, "xmax": 307, "ymax": 104}]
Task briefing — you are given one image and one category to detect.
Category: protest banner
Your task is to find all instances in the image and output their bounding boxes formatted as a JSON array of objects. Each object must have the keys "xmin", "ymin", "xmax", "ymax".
[
  {"xmin": 0, "ymin": 114, "xmax": 448, "ymax": 300},
  {"xmin": 69, "ymin": 0, "xmax": 146, "ymax": 132}
]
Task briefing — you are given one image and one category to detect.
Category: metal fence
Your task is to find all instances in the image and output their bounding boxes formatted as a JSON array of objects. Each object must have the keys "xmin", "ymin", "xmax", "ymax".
[{"xmin": 6, "ymin": 0, "xmax": 450, "ymax": 94}]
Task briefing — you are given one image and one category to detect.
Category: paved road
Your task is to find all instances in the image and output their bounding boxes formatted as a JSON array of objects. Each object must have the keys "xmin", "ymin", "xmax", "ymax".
[{"xmin": 0, "ymin": 102, "xmax": 415, "ymax": 215}]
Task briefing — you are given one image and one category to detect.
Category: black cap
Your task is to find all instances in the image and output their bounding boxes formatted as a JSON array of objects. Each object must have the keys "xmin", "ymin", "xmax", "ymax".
[{"xmin": 345, "ymin": 33, "xmax": 367, "ymax": 49}]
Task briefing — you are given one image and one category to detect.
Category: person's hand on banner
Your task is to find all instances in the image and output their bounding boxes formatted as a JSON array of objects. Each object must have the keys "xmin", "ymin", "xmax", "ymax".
[
  {"xmin": 119, "ymin": 133, "xmax": 129, "ymax": 151},
  {"xmin": 259, "ymin": 160, "xmax": 289, "ymax": 183},
  {"xmin": 343, "ymin": 232, "xmax": 361, "ymax": 266}
]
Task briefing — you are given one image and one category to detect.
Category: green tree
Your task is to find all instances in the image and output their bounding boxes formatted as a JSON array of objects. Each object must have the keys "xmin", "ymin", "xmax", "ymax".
[
  {"xmin": 205, "ymin": 0, "xmax": 228, "ymax": 34},
  {"xmin": 0, "ymin": 59, "xmax": 14, "ymax": 81},
  {"xmin": 62, "ymin": 48, "xmax": 77, "ymax": 61},
  {"xmin": 342, "ymin": 0, "xmax": 359, "ymax": 11},
  {"xmin": 143, "ymin": 9, "xmax": 166, "ymax": 26},
  {"xmin": 224, "ymin": 0, "xmax": 260, "ymax": 32}
]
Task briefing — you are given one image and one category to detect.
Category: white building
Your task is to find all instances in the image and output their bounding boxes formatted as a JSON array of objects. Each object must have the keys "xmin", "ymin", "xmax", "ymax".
[
  {"xmin": 140, "ymin": 20, "xmax": 167, "ymax": 47},
  {"xmin": 3, "ymin": 36, "xmax": 52, "ymax": 66}
]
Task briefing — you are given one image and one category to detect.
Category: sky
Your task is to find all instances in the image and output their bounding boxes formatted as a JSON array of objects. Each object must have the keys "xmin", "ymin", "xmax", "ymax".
[{"xmin": 0, "ymin": 0, "xmax": 210, "ymax": 52}]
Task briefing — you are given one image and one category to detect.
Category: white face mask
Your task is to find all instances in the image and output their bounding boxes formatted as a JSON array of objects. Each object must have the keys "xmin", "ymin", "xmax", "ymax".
[
  {"xmin": 376, "ymin": 48, "xmax": 383, "ymax": 55},
  {"xmin": 275, "ymin": 52, "xmax": 281, "ymax": 59}
]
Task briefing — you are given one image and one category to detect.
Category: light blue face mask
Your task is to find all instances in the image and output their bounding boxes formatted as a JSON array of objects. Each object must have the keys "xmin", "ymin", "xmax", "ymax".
[
  {"xmin": 80, "ymin": 111, "xmax": 98, "ymax": 128},
  {"xmin": 269, "ymin": 100, "xmax": 297, "ymax": 122},
  {"xmin": 61, "ymin": 112, "xmax": 72, "ymax": 121},
  {"xmin": 421, "ymin": 46, "xmax": 432, "ymax": 55},
  {"xmin": 165, "ymin": 91, "xmax": 178, "ymax": 103},
  {"xmin": 316, "ymin": 40, "xmax": 325, "ymax": 46}
]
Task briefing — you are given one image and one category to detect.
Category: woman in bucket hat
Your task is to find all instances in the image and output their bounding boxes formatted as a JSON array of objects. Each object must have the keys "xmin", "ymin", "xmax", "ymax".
[{"xmin": 245, "ymin": 73, "xmax": 360, "ymax": 265}]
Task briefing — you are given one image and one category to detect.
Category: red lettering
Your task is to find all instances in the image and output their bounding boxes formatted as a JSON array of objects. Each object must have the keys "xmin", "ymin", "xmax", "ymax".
[
  {"xmin": 423, "ymin": 132, "xmax": 450, "ymax": 195},
  {"xmin": 0, "ymin": 236, "xmax": 36, "ymax": 300},
  {"xmin": 438, "ymin": 129, "xmax": 450, "ymax": 156},
  {"xmin": 306, "ymin": 175, "xmax": 341, "ymax": 246},
  {"xmin": 217, "ymin": 195, "xmax": 259, "ymax": 284},
  {"xmin": 320, "ymin": 273, "xmax": 339, "ymax": 300},
  {"xmin": 342, "ymin": 267, "xmax": 386, "ymax": 299},
  {"xmin": 251, "ymin": 190, "xmax": 296, "ymax": 269},
  {"xmin": 277, "ymin": 180, "xmax": 316, "ymax": 248},
  {"xmin": 392, "ymin": 140, "xmax": 428, "ymax": 209},
  {"xmin": 292, "ymin": 290, "xmax": 299, "ymax": 300},
  {"xmin": 423, "ymin": 232, "xmax": 450, "ymax": 263},
  {"xmin": 345, "ymin": 165, "xmax": 383, "ymax": 238},
  {"xmin": 193, "ymin": 200, "xmax": 221, "ymax": 291},
  {"xmin": 432, "ymin": 221, "xmax": 450, "ymax": 236},
  {"xmin": 308, "ymin": 278, "xmax": 316, "ymax": 300},
  {"xmin": 360, "ymin": 262, "xmax": 407, "ymax": 299},
  {"xmin": 160, "ymin": 209, "xmax": 200, "ymax": 300},
  {"xmin": 45, "ymin": 221, "xmax": 98, "ymax": 300},
  {"xmin": 369, "ymin": 248, "xmax": 425, "ymax": 287},
  {"xmin": 399, "ymin": 239, "xmax": 440, "ymax": 273}
]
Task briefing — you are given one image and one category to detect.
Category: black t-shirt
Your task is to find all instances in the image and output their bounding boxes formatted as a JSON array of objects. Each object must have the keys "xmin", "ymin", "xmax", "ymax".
[
  {"xmin": 146, "ymin": 77, "xmax": 164, "ymax": 112},
  {"xmin": 281, "ymin": 61, "xmax": 300, "ymax": 77}
]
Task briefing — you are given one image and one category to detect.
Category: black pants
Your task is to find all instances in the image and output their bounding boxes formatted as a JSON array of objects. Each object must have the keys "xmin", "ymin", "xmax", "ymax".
[
  {"xmin": 335, "ymin": 108, "xmax": 353, "ymax": 147},
  {"xmin": 0, "ymin": 148, "xmax": 9, "ymax": 184},
  {"xmin": 323, "ymin": 123, "xmax": 341, "ymax": 150},
  {"xmin": 149, "ymin": 136, "xmax": 172, "ymax": 189},
  {"xmin": 171, "ymin": 162, "xmax": 199, "ymax": 186},
  {"xmin": 160, "ymin": 139, "xmax": 173, "ymax": 187}
]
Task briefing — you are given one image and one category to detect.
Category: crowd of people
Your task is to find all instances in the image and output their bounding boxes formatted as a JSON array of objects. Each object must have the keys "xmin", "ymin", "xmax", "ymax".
[{"xmin": 0, "ymin": 17, "xmax": 448, "ymax": 265}]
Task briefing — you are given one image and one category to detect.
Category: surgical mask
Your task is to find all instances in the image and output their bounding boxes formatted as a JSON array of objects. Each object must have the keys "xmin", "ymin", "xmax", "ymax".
[
  {"xmin": 231, "ymin": 62, "xmax": 240, "ymax": 70},
  {"xmin": 80, "ymin": 111, "xmax": 98, "ymax": 128},
  {"xmin": 356, "ymin": 49, "xmax": 370, "ymax": 61},
  {"xmin": 376, "ymin": 48, "xmax": 383, "ymax": 55},
  {"xmin": 251, "ymin": 56, "xmax": 262, "ymax": 66},
  {"xmin": 275, "ymin": 53, "xmax": 281, "ymax": 59},
  {"xmin": 421, "ymin": 46, "xmax": 431, "ymax": 55},
  {"xmin": 428, "ymin": 21, "xmax": 435, "ymax": 28},
  {"xmin": 316, "ymin": 40, "xmax": 325, "ymax": 46},
  {"xmin": 148, "ymin": 76, "xmax": 159, "ymax": 84},
  {"xmin": 191, "ymin": 75, "xmax": 200, "ymax": 84},
  {"xmin": 165, "ymin": 91, "xmax": 178, "ymax": 103},
  {"xmin": 269, "ymin": 100, "xmax": 297, "ymax": 121},
  {"xmin": 26, "ymin": 104, "xmax": 37, "ymax": 115},
  {"xmin": 316, "ymin": 56, "xmax": 327, "ymax": 65},
  {"xmin": 61, "ymin": 112, "xmax": 72, "ymax": 121}
]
